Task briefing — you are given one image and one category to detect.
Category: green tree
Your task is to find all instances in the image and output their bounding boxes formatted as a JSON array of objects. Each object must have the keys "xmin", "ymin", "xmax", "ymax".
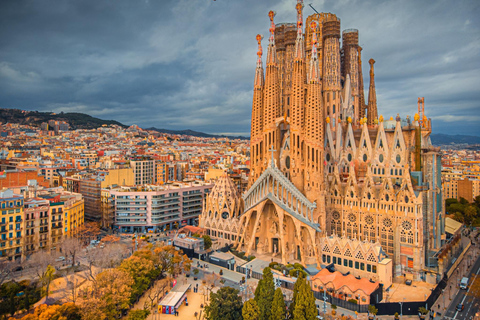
[
  {"xmin": 204, "ymin": 286, "xmax": 243, "ymax": 320},
  {"xmin": 41, "ymin": 265, "xmax": 55, "ymax": 298},
  {"xmin": 242, "ymin": 298, "xmax": 260, "ymax": 320},
  {"xmin": 119, "ymin": 254, "xmax": 156, "ymax": 302},
  {"xmin": 127, "ymin": 309, "xmax": 151, "ymax": 320},
  {"xmin": 271, "ymin": 287, "xmax": 286, "ymax": 320},
  {"xmin": 465, "ymin": 205, "xmax": 477, "ymax": 226},
  {"xmin": 474, "ymin": 195, "xmax": 480, "ymax": 207},
  {"xmin": 292, "ymin": 273, "xmax": 317, "ymax": 320},
  {"xmin": 254, "ymin": 267, "xmax": 275, "ymax": 320},
  {"xmin": 203, "ymin": 235, "xmax": 213, "ymax": 250}
]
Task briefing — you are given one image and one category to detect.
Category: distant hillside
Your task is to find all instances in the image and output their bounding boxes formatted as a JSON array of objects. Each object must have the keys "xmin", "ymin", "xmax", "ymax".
[
  {"xmin": 0, "ymin": 108, "xmax": 126, "ymax": 129},
  {"xmin": 430, "ymin": 134, "xmax": 480, "ymax": 145},
  {"xmin": 146, "ymin": 127, "xmax": 249, "ymax": 140}
]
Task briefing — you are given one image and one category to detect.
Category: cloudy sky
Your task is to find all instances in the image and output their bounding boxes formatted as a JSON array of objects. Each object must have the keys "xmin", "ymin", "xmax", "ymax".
[{"xmin": 0, "ymin": 0, "xmax": 479, "ymax": 136}]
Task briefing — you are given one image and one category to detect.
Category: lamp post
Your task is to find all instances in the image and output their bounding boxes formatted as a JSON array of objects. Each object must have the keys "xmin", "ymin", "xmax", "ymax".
[{"xmin": 424, "ymin": 293, "xmax": 427, "ymax": 311}]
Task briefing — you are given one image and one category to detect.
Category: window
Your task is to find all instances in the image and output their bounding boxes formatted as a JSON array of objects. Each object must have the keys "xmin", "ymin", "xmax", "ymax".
[
  {"xmin": 333, "ymin": 256, "xmax": 337, "ymax": 264},
  {"xmin": 355, "ymin": 261, "xmax": 359, "ymax": 269},
  {"xmin": 367, "ymin": 264, "xmax": 371, "ymax": 272},
  {"xmin": 349, "ymin": 260, "xmax": 353, "ymax": 268},
  {"xmin": 344, "ymin": 259, "xmax": 348, "ymax": 267},
  {"xmin": 327, "ymin": 256, "xmax": 331, "ymax": 263},
  {"xmin": 338, "ymin": 258, "xmax": 342, "ymax": 266},
  {"xmin": 372, "ymin": 265, "xmax": 377, "ymax": 273},
  {"xmin": 360, "ymin": 263, "xmax": 365, "ymax": 271}
]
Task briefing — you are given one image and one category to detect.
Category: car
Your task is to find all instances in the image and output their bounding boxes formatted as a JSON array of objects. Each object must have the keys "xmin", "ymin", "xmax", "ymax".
[
  {"xmin": 405, "ymin": 279, "xmax": 412, "ymax": 286},
  {"xmin": 456, "ymin": 303, "xmax": 464, "ymax": 312}
]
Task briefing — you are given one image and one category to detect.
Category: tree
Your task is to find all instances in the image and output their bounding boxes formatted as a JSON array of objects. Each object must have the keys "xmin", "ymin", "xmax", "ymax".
[
  {"xmin": 292, "ymin": 273, "xmax": 317, "ymax": 320},
  {"xmin": 41, "ymin": 265, "xmax": 55, "ymax": 298},
  {"xmin": 60, "ymin": 237, "xmax": 83, "ymax": 267},
  {"xmin": 242, "ymin": 298, "xmax": 260, "ymax": 320},
  {"xmin": 465, "ymin": 206, "xmax": 477, "ymax": 226},
  {"xmin": 119, "ymin": 255, "xmax": 157, "ymax": 302},
  {"xmin": 77, "ymin": 222, "xmax": 101, "ymax": 245},
  {"xmin": 17, "ymin": 302, "xmax": 81, "ymax": 320},
  {"xmin": 254, "ymin": 267, "xmax": 275, "ymax": 320},
  {"xmin": 204, "ymin": 286, "xmax": 243, "ymax": 320},
  {"xmin": 126, "ymin": 310, "xmax": 151, "ymax": 320},
  {"xmin": 271, "ymin": 288, "xmax": 286, "ymax": 320},
  {"xmin": 144, "ymin": 277, "xmax": 171, "ymax": 311},
  {"xmin": 368, "ymin": 305, "xmax": 378, "ymax": 318},
  {"xmin": 205, "ymin": 272, "xmax": 221, "ymax": 288},
  {"xmin": 80, "ymin": 268, "xmax": 134, "ymax": 320},
  {"xmin": 0, "ymin": 259, "xmax": 18, "ymax": 288},
  {"xmin": 474, "ymin": 195, "xmax": 480, "ymax": 207},
  {"xmin": 203, "ymin": 235, "xmax": 213, "ymax": 250},
  {"xmin": 154, "ymin": 245, "xmax": 192, "ymax": 277}
]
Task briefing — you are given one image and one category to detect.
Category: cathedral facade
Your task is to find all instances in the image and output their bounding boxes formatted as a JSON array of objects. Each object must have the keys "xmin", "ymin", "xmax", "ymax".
[{"xmin": 204, "ymin": 0, "xmax": 445, "ymax": 283}]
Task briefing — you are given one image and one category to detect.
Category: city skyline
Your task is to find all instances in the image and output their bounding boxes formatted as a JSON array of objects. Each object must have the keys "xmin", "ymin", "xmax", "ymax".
[{"xmin": 0, "ymin": 0, "xmax": 479, "ymax": 136}]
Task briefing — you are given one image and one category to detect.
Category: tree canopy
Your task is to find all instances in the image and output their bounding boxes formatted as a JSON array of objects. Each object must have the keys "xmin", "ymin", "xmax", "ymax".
[
  {"xmin": 205, "ymin": 286, "xmax": 243, "ymax": 320},
  {"xmin": 242, "ymin": 298, "xmax": 260, "ymax": 320}
]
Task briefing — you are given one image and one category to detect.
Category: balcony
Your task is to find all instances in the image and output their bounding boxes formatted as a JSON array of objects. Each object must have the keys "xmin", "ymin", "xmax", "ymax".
[
  {"xmin": 40, "ymin": 228, "xmax": 49, "ymax": 234},
  {"xmin": 52, "ymin": 223, "xmax": 63, "ymax": 229},
  {"xmin": 0, "ymin": 229, "xmax": 7, "ymax": 234}
]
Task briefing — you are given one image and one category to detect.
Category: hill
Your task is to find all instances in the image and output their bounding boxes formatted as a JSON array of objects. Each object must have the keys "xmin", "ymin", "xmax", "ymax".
[
  {"xmin": 430, "ymin": 134, "xmax": 480, "ymax": 145},
  {"xmin": 145, "ymin": 127, "xmax": 249, "ymax": 140},
  {"xmin": 0, "ymin": 108, "xmax": 126, "ymax": 129}
]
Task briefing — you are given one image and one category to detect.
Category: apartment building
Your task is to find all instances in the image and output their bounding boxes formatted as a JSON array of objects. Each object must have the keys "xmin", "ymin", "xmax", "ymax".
[
  {"xmin": 0, "ymin": 190, "xmax": 24, "ymax": 261},
  {"xmin": 1, "ymin": 188, "xmax": 84, "ymax": 261},
  {"xmin": 108, "ymin": 181, "xmax": 212, "ymax": 233}
]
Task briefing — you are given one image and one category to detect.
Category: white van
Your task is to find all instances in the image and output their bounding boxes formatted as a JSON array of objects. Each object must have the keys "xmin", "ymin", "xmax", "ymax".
[{"xmin": 460, "ymin": 277, "xmax": 469, "ymax": 290}]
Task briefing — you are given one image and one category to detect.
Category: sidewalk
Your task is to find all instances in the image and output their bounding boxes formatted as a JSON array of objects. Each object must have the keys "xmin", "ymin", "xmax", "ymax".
[{"xmin": 430, "ymin": 232, "xmax": 480, "ymax": 319}]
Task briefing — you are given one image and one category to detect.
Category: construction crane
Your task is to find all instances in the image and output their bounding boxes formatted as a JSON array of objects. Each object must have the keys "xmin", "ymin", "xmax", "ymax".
[{"xmin": 309, "ymin": 3, "xmax": 319, "ymax": 14}]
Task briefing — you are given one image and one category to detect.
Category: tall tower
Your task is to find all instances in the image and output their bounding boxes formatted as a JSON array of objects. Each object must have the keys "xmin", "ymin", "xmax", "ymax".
[
  {"xmin": 263, "ymin": 11, "xmax": 281, "ymax": 167},
  {"xmin": 322, "ymin": 14, "xmax": 341, "ymax": 126},
  {"xmin": 275, "ymin": 23, "xmax": 296, "ymax": 118},
  {"xmin": 357, "ymin": 46, "xmax": 366, "ymax": 120},
  {"xmin": 367, "ymin": 58, "xmax": 378, "ymax": 125},
  {"xmin": 341, "ymin": 29, "xmax": 359, "ymax": 123},
  {"xmin": 304, "ymin": 21, "xmax": 325, "ymax": 228},
  {"xmin": 289, "ymin": 0, "xmax": 306, "ymax": 192},
  {"xmin": 249, "ymin": 35, "xmax": 265, "ymax": 185}
]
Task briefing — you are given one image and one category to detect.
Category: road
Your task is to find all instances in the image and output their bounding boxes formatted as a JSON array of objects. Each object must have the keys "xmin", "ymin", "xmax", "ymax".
[{"xmin": 443, "ymin": 245, "xmax": 480, "ymax": 320}]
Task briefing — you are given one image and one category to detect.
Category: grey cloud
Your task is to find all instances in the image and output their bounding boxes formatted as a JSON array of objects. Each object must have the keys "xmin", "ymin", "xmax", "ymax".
[{"xmin": 0, "ymin": 0, "xmax": 478, "ymax": 136}]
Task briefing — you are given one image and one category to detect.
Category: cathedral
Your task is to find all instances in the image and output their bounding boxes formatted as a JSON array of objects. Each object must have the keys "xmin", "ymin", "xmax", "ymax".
[{"xmin": 201, "ymin": 0, "xmax": 446, "ymax": 283}]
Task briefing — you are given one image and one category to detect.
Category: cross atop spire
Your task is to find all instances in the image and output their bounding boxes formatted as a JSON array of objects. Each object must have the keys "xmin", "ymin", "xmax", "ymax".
[{"xmin": 269, "ymin": 145, "xmax": 276, "ymax": 167}]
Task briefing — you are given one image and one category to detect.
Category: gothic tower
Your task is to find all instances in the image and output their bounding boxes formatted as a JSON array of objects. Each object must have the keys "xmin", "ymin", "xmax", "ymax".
[
  {"xmin": 249, "ymin": 35, "xmax": 265, "ymax": 185},
  {"xmin": 322, "ymin": 15, "xmax": 341, "ymax": 126},
  {"xmin": 341, "ymin": 29, "xmax": 359, "ymax": 123},
  {"xmin": 289, "ymin": 1, "xmax": 306, "ymax": 192},
  {"xmin": 262, "ymin": 10, "xmax": 281, "ymax": 171}
]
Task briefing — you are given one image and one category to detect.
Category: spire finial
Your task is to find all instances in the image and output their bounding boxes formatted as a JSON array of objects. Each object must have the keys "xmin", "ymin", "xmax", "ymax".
[
  {"xmin": 256, "ymin": 34, "xmax": 263, "ymax": 66},
  {"xmin": 308, "ymin": 21, "xmax": 319, "ymax": 83},
  {"xmin": 266, "ymin": 11, "xmax": 277, "ymax": 65},
  {"xmin": 294, "ymin": 0, "xmax": 304, "ymax": 60},
  {"xmin": 254, "ymin": 34, "xmax": 264, "ymax": 87}
]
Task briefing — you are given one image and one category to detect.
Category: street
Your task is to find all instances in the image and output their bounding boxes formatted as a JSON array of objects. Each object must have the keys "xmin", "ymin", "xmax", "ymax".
[{"xmin": 442, "ymin": 248, "xmax": 480, "ymax": 320}]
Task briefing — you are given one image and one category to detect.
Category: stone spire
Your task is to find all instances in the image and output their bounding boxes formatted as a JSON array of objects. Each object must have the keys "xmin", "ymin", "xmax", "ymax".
[
  {"xmin": 367, "ymin": 58, "xmax": 378, "ymax": 126},
  {"xmin": 266, "ymin": 10, "xmax": 277, "ymax": 65},
  {"xmin": 250, "ymin": 35, "xmax": 265, "ymax": 186},
  {"xmin": 294, "ymin": 0, "xmax": 304, "ymax": 61},
  {"xmin": 254, "ymin": 34, "xmax": 264, "ymax": 88},
  {"xmin": 358, "ymin": 47, "xmax": 366, "ymax": 120},
  {"xmin": 308, "ymin": 21, "xmax": 320, "ymax": 84},
  {"xmin": 262, "ymin": 10, "xmax": 281, "ymax": 173}
]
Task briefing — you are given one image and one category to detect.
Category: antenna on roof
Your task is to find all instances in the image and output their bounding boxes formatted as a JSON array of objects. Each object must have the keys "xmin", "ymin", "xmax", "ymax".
[{"xmin": 308, "ymin": 3, "xmax": 319, "ymax": 14}]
